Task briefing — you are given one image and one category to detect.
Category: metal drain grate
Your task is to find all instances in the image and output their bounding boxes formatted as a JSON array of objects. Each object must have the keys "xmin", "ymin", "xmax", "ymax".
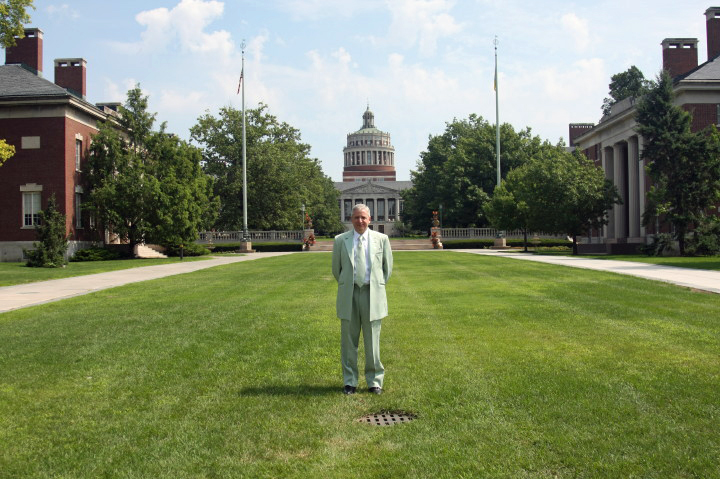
[{"xmin": 357, "ymin": 411, "xmax": 417, "ymax": 426}]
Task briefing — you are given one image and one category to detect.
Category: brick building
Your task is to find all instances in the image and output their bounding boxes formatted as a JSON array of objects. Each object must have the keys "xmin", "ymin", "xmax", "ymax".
[
  {"xmin": 0, "ymin": 28, "xmax": 120, "ymax": 262},
  {"xmin": 569, "ymin": 7, "xmax": 720, "ymax": 253}
]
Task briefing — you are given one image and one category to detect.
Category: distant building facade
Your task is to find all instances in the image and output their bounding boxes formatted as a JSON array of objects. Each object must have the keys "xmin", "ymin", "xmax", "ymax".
[
  {"xmin": 335, "ymin": 106, "xmax": 411, "ymax": 236},
  {"xmin": 569, "ymin": 6, "xmax": 720, "ymax": 253},
  {"xmin": 0, "ymin": 28, "xmax": 121, "ymax": 262}
]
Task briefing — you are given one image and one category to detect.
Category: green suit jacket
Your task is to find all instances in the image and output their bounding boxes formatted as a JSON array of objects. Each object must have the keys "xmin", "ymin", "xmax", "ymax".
[{"xmin": 331, "ymin": 229, "xmax": 393, "ymax": 321}]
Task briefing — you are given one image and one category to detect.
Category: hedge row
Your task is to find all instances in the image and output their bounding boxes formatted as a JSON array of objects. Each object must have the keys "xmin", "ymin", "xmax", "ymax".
[
  {"xmin": 442, "ymin": 238, "xmax": 572, "ymax": 249},
  {"xmin": 208, "ymin": 242, "xmax": 303, "ymax": 253}
]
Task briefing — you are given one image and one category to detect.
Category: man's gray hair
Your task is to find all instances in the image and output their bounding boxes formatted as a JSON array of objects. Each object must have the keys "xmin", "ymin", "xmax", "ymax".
[{"xmin": 352, "ymin": 203, "xmax": 371, "ymax": 216}]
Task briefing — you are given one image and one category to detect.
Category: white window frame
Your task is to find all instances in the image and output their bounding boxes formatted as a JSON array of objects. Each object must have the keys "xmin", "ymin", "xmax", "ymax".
[{"xmin": 22, "ymin": 191, "xmax": 42, "ymax": 228}]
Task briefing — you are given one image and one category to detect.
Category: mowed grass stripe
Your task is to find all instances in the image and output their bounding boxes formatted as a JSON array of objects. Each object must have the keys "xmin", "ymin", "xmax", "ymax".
[{"xmin": 0, "ymin": 252, "xmax": 718, "ymax": 478}]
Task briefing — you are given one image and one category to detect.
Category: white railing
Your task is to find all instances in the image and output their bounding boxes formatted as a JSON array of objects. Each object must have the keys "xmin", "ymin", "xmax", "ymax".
[
  {"xmin": 439, "ymin": 228, "xmax": 566, "ymax": 239},
  {"xmin": 198, "ymin": 230, "xmax": 306, "ymax": 243}
]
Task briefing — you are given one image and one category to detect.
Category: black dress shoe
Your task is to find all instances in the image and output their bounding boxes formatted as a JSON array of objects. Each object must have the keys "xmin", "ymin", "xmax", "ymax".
[
  {"xmin": 368, "ymin": 387, "xmax": 383, "ymax": 395},
  {"xmin": 343, "ymin": 385, "xmax": 357, "ymax": 395}
]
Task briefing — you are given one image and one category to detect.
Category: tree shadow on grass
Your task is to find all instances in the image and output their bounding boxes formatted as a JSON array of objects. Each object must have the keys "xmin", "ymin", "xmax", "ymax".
[{"xmin": 239, "ymin": 384, "xmax": 341, "ymax": 397}]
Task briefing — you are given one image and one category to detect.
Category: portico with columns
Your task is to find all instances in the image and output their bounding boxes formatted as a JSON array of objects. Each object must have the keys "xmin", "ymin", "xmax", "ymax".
[{"xmin": 570, "ymin": 6, "xmax": 720, "ymax": 253}]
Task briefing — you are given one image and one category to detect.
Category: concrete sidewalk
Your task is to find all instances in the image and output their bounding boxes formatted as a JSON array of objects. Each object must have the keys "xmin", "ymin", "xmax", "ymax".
[
  {"xmin": 3, "ymin": 249, "xmax": 719, "ymax": 314},
  {"xmin": 458, "ymin": 249, "xmax": 720, "ymax": 294},
  {"xmin": 0, "ymin": 253, "xmax": 292, "ymax": 313}
]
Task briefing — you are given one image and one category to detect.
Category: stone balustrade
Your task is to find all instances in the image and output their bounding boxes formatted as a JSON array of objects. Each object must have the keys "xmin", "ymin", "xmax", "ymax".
[{"xmin": 198, "ymin": 230, "xmax": 305, "ymax": 243}]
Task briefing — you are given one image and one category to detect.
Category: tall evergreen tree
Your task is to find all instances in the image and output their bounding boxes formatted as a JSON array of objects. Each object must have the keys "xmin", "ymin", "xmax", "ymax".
[
  {"xmin": 635, "ymin": 71, "xmax": 720, "ymax": 255},
  {"xmin": 25, "ymin": 194, "xmax": 68, "ymax": 267}
]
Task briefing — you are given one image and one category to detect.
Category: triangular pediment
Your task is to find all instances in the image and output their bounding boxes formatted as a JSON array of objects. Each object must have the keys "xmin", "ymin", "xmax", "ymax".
[{"xmin": 342, "ymin": 182, "xmax": 401, "ymax": 194}]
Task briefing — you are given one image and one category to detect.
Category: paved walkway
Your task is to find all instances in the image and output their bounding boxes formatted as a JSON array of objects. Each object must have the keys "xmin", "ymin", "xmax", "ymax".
[
  {"xmin": 457, "ymin": 249, "xmax": 720, "ymax": 295},
  {"xmin": 2, "ymin": 250, "xmax": 719, "ymax": 313},
  {"xmin": 0, "ymin": 253, "xmax": 292, "ymax": 313}
]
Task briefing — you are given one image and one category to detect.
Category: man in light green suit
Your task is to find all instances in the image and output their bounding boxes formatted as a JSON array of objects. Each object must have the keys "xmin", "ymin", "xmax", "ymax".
[{"xmin": 331, "ymin": 204, "xmax": 393, "ymax": 395}]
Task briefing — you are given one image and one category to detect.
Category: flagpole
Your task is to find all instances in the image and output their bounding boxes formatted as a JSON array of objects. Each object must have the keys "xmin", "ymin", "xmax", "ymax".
[
  {"xmin": 241, "ymin": 40, "xmax": 249, "ymax": 243},
  {"xmin": 494, "ymin": 36, "xmax": 500, "ymax": 189}
]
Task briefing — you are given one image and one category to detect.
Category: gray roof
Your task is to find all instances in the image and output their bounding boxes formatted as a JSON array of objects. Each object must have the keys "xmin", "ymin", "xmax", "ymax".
[
  {"xmin": 680, "ymin": 53, "xmax": 720, "ymax": 82},
  {"xmin": 0, "ymin": 64, "xmax": 70, "ymax": 99}
]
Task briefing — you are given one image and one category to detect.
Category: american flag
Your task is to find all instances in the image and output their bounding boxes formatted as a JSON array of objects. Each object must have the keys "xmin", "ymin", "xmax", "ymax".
[{"xmin": 237, "ymin": 70, "xmax": 243, "ymax": 95}]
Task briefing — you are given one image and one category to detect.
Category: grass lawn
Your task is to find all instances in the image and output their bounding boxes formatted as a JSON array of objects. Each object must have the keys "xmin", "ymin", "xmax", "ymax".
[
  {"xmin": 0, "ymin": 256, "xmax": 211, "ymax": 287},
  {"xmin": 585, "ymin": 254, "xmax": 720, "ymax": 271},
  {"xmin": 0, "ymin": 252, "xmax": 718, "ymax": 478},
  {"xmin": 506, "ymin": 249, "xmax": 720, "ymax": 271}
]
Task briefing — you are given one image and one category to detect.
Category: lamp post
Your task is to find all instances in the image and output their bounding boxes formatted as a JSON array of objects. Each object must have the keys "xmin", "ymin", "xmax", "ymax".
[{"xmin": 301, "ymin": 203, "xmax": 306, "ymax": 229}]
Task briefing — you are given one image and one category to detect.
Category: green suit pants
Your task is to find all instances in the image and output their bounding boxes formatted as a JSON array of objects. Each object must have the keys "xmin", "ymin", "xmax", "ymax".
[{"xmin": 340, "ymin": 283, "xmax": 384, "ymax": 388}]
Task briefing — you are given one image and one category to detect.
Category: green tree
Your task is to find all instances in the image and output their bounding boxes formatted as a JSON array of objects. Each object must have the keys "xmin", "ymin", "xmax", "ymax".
[
  {"xmin": 0, "ymin": 138, "xmax": 14, "ymax": 166},
  {"xmin": 190, "ymin": 103, "xmax": 343, "ymax": 235},
  {"xmin": 25, "ymin": 194, "xmax": 68, "ymax": 267},
  {"xmin": 484, "ymin": 174, "xmax": 531, "ymax": 250},
  {"xmin": 602, "ymin": 65, "xmax": 651, "ymax": 116},
  {"xmin": 486, "ymin": 148, "xmax": 620, "ymax": 255},
  {"xmin": 0, "ymin": 0, "xmax": 34, "ymax": 48},
  {"xmin": 635, "ymin": 71, "xmax": 720, "ymax": 255},
  {"xmin": 86, "ymin": 85, "xmax": 218, "ymax": 248},
  {"xmin": 402, "ymin": 115, "xmax": 547, "ymax": 231}
]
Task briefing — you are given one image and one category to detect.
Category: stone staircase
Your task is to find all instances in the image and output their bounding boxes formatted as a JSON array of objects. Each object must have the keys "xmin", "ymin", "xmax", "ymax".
[
  {"xmin": 134, "ymin": 244, "xmax": 168, "ymax": 259},
  {"xmin": 309, "ymin": 239, "xmax": 435, "ymax": 252}
]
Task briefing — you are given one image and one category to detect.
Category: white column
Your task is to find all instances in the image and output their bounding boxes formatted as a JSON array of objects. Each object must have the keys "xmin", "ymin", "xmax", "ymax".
[
  {"xmin": 604, "ymin": 146, "xmax": 615, "ymax": 240},
  {"xmin": 613, "ymin": 142, "xmax": 627, "ymax": 239},
  {"xmin": 628, "ymin": 136, "xmax": 640, "ymax": 238},
  {"xmin": 638, "ymin": 136, "xmax": 647, "ymax": 238}
]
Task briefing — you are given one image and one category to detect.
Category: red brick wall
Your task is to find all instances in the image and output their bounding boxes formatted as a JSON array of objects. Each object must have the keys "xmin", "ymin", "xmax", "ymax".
[
  {"xmin": 0, "ymin": 115, "xmax": 98, "ymax": 242},
  {"xmin": 682, "ymin": 103, "xmax": 718, "ymax": 132}
]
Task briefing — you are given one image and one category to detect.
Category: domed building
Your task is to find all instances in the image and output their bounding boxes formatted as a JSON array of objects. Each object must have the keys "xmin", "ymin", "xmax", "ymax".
[
  {"xmin": 335, "ymin": 105, "xmax": 412, "ymax": 235},
  {"xmin": 342, "ymin": 105, "xmax": 396, "ymax": 181}
]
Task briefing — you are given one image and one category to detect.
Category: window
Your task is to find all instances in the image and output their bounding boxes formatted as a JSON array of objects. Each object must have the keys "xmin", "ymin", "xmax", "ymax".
[
  {"xmin": 344, "ymin": 200, "xmax": 353, "ymax": 222},
  {"xmin": 388, "ymin": 198, "xmax": 396, "ymax": 221},
  {"xmin": 75, "ymin": 193, "xmax": 83, "ymax": 228},
  {"xmin": 377, "ymin": 199, "xmax": 385, "ymax": 221},
  {"xmin": 366, "ymin": 199, "xmax": 374, "ymax": 218},
  {"xmin": 23, "ymin": 192, "xmax": 41, "ymax": 227},
  {"xmin": 75, "ymin": 139, "xmax": 82, "ymax": 171}
]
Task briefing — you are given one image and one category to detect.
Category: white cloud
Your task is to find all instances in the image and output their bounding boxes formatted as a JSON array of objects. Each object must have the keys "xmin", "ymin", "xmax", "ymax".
[
  {"xmin": 385, "ymin": 0, "xmax": 463, "ymax": 56},
  {"xmin": 156, "ymin": 89, "xmax": 208, "ymax": 114},
  {"xmin": 112, "ymin": 0, "xmax": 233, "ymax": 56},
  {"xmin": 561, "ymin": 12, "xmax": 590, "ymax": 51},
  {"xmin": 277, "ymin": 0, "xmax": 383, "ymax": 20},
  {"xmin": 46, "ymin": 4, "xmax": 80, "ymax": 19}
]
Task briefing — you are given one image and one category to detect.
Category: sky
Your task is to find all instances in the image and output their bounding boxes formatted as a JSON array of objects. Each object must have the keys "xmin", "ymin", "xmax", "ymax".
[{"xmin": 6, "ymin": 0, "xmax": 719, "ymax": 181}]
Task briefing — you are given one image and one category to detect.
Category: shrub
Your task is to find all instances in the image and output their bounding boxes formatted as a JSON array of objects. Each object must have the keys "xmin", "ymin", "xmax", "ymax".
[
  {"xmin": 641, "ymin": 233, "xmax": 675, "ymax": 256},
  {"xmin": 164, "ymin": 243, "xmax": 211, "ymax": 257},
  {"xmin": 686, "ymin": 219, "xmax": 720, "ymax": 256},
  {"xmin": 253, "ymin": 243, "xmax": 303, "ymax": 252},
  {"xmin": 25, "ymin": 195, "xmax": 68, "ymax": 268},
  {"xmin": 71, "ymin": 247, "xmax": 121, "ymax": 262}
]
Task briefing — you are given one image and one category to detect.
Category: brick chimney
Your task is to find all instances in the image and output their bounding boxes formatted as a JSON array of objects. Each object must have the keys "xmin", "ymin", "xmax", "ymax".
[
  {"xmin": 54, "ymin": 58, "xmax": 87, "ymax": 99},
  {"xmin": 706, "ymin": 7, "xmax": 720, "ymax": 60},
  {"xmin": 662, "ymin": 38, "xmax": 699, "ymax": 78},
  {"xmin": 4, "ymin": 28, "xmax": 43, "ymax": 75}
]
